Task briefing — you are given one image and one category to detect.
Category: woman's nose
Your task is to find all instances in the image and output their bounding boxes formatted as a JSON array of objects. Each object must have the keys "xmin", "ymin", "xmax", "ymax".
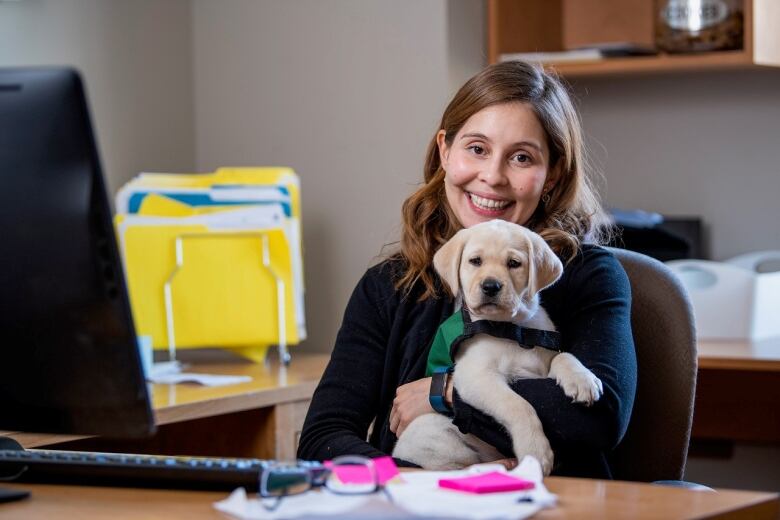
[{"xmin": 478, "ymin": 158, "xmax": 507, "ymax": 186}]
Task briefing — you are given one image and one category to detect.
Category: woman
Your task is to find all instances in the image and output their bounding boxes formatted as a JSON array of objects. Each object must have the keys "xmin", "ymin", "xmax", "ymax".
[{"xmin": 297, "ymin": 60, "xmax": 637, "ymax": 478}]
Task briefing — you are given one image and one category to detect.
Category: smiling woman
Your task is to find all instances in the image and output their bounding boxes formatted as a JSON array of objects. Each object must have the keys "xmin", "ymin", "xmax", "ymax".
[{"xmin": 298, "ymin": 61, "xmax": 637, "ymax": 480}]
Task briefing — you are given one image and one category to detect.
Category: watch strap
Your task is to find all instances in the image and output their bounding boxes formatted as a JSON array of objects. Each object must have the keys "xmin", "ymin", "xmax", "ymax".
[{"xmin": 429, "ymin": 365, "xmax": 454, "ymax": 416}]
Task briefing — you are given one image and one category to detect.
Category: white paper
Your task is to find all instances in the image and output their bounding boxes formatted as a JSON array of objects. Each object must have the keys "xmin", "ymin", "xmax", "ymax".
[
  {"xmin": 115, "ymin": 185, "xmax": 290, "ymax": 215},
  {"xmin": 148, "ymin": 360, "xmax": 183, "ymax": 379},
  {"xmin": 385, "ymin": 457, "xmax": 556, "ymax": 519},
  {"xmin": 499, "ymin": 49, "xmax": 603, "ymax": 64},
  {"xmin": 213, "ymin": 456, "xmax": 556, "ymax": 520},
  {"xmin": 214, "ymin": 487, "xmax": 374, "ymax": 520},
  {"xmin": 148, "ymin": 372, "xmax": 252, "ymax": 387}
]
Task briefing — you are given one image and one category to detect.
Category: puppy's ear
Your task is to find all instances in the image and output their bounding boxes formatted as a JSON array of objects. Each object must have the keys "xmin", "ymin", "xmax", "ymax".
[
  {"xmin": 526, "ymin": 233, "xmax": 563, "ymax": 300},
  {"xmin": 433, "ymin": 229, "xmax": 468, "ymax": 296}
]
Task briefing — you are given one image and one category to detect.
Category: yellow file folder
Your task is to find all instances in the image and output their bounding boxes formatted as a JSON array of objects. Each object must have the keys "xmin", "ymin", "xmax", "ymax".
[{"xmin": 115, "ymin": 167, "xmax": 305, "ymax": 363}]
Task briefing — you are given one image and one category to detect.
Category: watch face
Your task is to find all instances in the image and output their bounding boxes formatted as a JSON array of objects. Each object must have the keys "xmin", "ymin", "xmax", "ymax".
[
  {"xmin": 429, "ymin": 369, "xmax": 453, "ymax": 416},
  {"xmin": 430, "ymin": 371, "xmax": 447, "ymax": 397}
]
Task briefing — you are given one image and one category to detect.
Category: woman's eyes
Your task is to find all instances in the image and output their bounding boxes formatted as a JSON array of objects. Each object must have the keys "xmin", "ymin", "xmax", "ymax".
[
  {"xmin": 510, "ymin": 153, "xmax": 532, "ymax": 164},
  {"xmin": 465, "ymin": 145, "xmax": 533, "ymax": 165}
]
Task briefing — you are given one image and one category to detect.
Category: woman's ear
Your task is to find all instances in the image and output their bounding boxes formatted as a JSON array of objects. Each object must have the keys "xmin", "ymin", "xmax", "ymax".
[
  {"xmin": 544, "ymin": 159, "xmax": 563, "ymax": 194},
  {"xmin": 433, "ymin": 229, "xmax": 468, "ymax": 296},
  {"xmin": 436, "ymin": 130, "xmax": 450, "ymax": 171}
]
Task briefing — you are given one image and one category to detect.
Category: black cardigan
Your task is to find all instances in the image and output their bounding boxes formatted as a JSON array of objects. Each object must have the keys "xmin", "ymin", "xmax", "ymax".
[{"xmin": 297, "ymin": 244, "xmax": 637, "ymax": 478}]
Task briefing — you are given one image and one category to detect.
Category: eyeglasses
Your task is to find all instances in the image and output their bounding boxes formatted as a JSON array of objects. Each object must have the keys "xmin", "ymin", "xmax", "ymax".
[{"xmin": 258, "ymin": 455, "xmax": 393, "ymax": 512}]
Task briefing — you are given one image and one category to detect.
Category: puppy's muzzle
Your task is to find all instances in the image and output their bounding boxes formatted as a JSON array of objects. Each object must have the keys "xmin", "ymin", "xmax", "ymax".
[{"xmin": 480, "ymin": 278, "xmax": 503, "ymax": 297}]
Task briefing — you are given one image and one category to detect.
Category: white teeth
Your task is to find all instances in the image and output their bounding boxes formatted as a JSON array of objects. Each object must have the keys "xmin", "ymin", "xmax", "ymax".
[{"xmin": 469, "ymin": 193, "xmax": 510, "ymax": 210}]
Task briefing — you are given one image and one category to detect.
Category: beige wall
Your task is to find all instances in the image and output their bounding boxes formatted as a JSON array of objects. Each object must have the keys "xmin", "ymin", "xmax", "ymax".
[
  {"xmin": 5, "ymin": 0, "xmax": 778, "ymax": 342},
  {"xmin": 191, "ymin": 0, "xmax": 485, "ymax": 353},
  {"xmin": 0, "ymin": 0, "xmax": 195, "ymax": 196},
  {"xmin": 569, "ymin": 70, "xmax": 780, "ymax": 261}
]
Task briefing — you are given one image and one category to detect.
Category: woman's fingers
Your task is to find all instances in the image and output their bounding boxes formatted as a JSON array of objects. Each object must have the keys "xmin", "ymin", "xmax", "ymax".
[
  {"xmin": 390, "ymin": 377, "xmax": 434, "ymax": 437},
  {"xmin": 492, "ymin": 458, "xmax": 518, "ymax": 470},
  {"xmin": 389, "ymin": 400, "xmax": 400, "ymax": 434}
]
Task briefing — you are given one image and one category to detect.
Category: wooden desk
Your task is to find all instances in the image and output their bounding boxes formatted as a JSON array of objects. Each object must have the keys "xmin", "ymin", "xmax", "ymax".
[
  {"xmin": 2, "ymin": 351, "xmax": 330, "ymax": 460},
  {"xmin": 1, "ymin": 477, "xmax": 777, "ymax": 519},
  {"xmin": 695, "ymin": 339, "xmax": 780, "ymax": 444}
]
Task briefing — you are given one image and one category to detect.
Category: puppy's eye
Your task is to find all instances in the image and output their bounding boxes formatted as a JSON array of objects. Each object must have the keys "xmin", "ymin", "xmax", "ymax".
[
  {"xmin": 507, "ymin": 259, "xmax": 522, "ymax": 269},
  {"xmin": 469, "ymin": 257, "xmax": 482, "ymax": 267}
]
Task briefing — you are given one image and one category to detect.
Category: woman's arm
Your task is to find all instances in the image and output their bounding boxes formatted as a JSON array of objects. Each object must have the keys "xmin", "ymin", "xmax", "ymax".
[
  {"xmin": 450, "ymin": 248, "xmax": 637, "ymax": 455},
  {"xmin": 297, "ymin": 265, "xmax": 394, "ymax": 461}
]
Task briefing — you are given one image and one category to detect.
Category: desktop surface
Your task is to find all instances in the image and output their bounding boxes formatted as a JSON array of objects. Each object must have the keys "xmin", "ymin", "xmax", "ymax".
[
  {"xmin": 1, "ymin": 477, "xmax": 777, "ymax": 519},
  {"xmin": 0, "ymin": 352, "xmax": 330, "ymax": 491},
  {"xmin": 3, "ymin": 351, "xmax": 330, "ymax": 450},
  {"xmin": 698, "ymin": 337, "xmax": 780, "ymax": 369}
]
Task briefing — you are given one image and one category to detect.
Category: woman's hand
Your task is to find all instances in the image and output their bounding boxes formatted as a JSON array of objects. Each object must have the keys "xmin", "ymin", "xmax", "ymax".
[
  {"xmin": 390, "ymin": 377, "xmax": 434, "ymax": 437},
  {"xmin": 491, "ymin": 458, "xmax": 518, "ymax": 470}
]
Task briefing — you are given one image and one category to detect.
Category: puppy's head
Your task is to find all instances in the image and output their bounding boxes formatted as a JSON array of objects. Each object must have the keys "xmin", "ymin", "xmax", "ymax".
[{"xmin": 433, "ymin": 220, "xmax": 563, "ymax": 322}]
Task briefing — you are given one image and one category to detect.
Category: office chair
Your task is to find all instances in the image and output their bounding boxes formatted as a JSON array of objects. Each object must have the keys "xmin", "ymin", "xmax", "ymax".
[{"xmin": 607, "ymin": 247, "xmax": 698, "ymax": 483}]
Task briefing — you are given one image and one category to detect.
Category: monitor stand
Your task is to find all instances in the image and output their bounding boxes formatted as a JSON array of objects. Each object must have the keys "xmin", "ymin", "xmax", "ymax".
[{"xmin": 0, "ymin": 436, "xmax": 30, "ymax": 503}]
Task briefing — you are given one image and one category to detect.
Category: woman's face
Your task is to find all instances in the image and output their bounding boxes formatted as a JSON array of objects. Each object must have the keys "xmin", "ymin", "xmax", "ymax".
[{"xmin": 438, "ymin": 102, "xmax": 557, "ymax": 229}]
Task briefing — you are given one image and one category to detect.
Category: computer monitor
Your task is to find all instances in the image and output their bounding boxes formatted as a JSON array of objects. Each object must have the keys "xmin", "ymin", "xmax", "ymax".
[{"xmin": 0, "ymin": 67, "xmax": 155, "ymax": 439}]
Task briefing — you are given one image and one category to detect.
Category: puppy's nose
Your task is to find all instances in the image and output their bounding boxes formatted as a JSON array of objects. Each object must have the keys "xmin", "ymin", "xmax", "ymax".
[{"xmin": 481, "ymin": 278, "xmax": 503, "ymax": 297}]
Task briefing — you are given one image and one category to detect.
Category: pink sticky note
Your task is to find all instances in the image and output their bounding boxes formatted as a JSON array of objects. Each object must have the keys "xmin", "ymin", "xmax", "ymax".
[
  {"xmin": 324, "ymin": 456, "xmax": 400, "ymax": 485},
  {"xmin": 438, "ymin": 471, "xmax": 535, "ymax": 494}
]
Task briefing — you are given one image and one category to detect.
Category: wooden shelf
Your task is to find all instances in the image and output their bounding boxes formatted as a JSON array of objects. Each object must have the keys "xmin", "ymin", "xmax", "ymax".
[
  {"xmin": 550, "ymin": 50, "xmax": 754, "ymax": 77},
  {"xmin": 488, "ymin": 0, "xmax": 780, "ymax": 76}
]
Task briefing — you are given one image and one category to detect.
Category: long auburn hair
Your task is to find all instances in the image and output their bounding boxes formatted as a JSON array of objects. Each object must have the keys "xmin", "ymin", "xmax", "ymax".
[{"xmin": 394, "ymin": 60, "xmax": 610, "ymax": 300}]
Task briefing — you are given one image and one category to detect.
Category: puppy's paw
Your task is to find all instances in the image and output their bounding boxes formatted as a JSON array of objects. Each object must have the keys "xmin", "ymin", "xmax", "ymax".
[
  {"xmin": 512, "ymin": 428, "xmax": 554, "ymax": 476},
  {"xmin": 535, "ymin": 442, "xmax": 555, "ymax": 477},
  {"xmin": 558, "ymin": 369, "xmax": 603, "ymax": 406}
]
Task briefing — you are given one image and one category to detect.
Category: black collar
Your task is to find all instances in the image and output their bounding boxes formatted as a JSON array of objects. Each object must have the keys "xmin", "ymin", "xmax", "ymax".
[{"xmin": 450, "ymin": 306, "xmax": 562, "ymax": 359}]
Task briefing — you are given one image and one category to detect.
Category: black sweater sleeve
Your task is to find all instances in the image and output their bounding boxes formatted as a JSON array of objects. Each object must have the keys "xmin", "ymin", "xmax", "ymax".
[
  {"xmin": 451, "ymin": 247, "xmax": 637, "ymax": 457},
  {"xmin": 297, "ymin": 265, "xmax": 394, "ymax": 461}
]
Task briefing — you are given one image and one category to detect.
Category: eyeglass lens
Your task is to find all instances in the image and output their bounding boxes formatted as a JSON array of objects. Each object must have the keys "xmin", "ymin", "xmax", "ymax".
[
  {"xmin": 258, "ymin": 456, "xmax": 383, "ymax": 512},
  {"xmin": 261, "ymin": 465, "xmax": 311, "ymax": 497},
  {"xmin": 325, "ymin": 455, "xmax": 378, "ymax": 494}
]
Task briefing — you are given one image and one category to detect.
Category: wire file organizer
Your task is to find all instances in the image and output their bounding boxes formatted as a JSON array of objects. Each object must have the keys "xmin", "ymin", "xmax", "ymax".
[{"xmin": 162, "ymin": 231, "xmax": 291, "ymax": 365}]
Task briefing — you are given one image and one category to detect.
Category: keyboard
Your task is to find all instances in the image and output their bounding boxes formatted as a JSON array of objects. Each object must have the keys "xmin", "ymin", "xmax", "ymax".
[{"xmin": 0, "ymin": 448, "xmax": 325, "ymax": 491}]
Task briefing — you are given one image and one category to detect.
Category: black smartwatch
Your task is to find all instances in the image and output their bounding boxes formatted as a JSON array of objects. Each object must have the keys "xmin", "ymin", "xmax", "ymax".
[{"xmin": 429, "ymin": 366, "xmax": 454, "ymax": 416}]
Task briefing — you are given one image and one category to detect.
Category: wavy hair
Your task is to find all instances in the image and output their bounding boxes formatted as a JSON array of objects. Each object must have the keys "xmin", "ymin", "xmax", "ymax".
[{"xmin": 394, "ymin": 60, "xmax": 610, "ymax": 300}]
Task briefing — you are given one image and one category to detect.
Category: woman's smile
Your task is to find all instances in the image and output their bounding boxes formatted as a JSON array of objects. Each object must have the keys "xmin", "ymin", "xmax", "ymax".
[{"xmin": 465, "ymin": 191, "xmax": 514, "ymax": 216}]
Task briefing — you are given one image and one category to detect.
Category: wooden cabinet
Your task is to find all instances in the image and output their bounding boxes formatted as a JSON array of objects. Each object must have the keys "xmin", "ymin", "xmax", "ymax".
[
  {"xmin": 5, "ymin": 352, "xmax": 329, "ymax": 460},
  {"xmin": 487, "ymin": 0, "xmax": 780, "ymax": 76}
]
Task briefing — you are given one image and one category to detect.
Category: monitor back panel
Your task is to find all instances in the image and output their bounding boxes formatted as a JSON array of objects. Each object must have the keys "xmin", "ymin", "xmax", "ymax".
[{"xmin": 0, "ymin": 68, "xmax": 154, "ymax": 438}]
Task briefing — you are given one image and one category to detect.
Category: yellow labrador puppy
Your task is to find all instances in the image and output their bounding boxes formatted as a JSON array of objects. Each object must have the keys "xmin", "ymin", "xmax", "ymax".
[{"xmin": 392, "ymin": 220, "xmax": 602, "ymax": 474}]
